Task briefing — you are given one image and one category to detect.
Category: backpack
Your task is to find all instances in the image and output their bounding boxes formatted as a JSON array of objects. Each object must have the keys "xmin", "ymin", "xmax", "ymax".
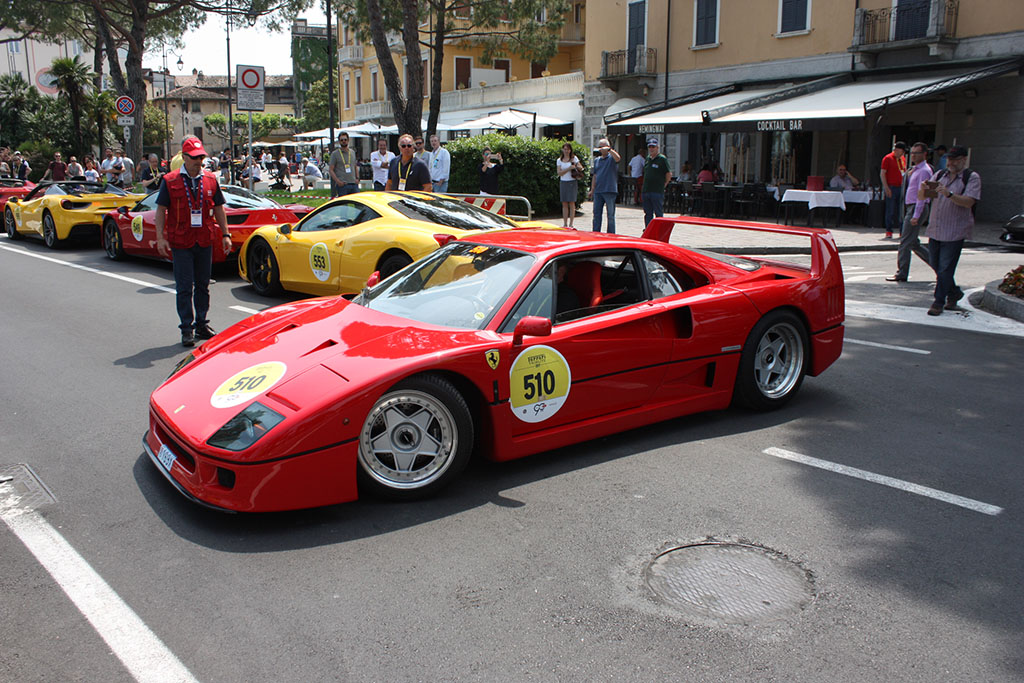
[{"xmin": 935, "ymin": 167, "xmax": 977, "ymax": 215}]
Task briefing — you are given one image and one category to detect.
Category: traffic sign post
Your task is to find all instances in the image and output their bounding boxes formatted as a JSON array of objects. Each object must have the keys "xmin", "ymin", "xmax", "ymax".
[
  {"xmin": 117, "ymin": 116, "xmax": 135, "ymax": 127},
  {"xmin": 115, "ymin": 96, "xmax": 135, "ymax": 116},
  {"xmin": 236, "ymin": 65, "xmax": 265, "ymax": 112}
]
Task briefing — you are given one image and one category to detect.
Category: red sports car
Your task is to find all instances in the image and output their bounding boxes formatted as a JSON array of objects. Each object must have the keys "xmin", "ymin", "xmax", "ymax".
[
  {"xmin": 0, "ymin": 178, "xmax": 36, "ymax": 209},
  {"xmin": 102, "ymin": 185, "xmax": 312, "ymax": 262},
  {"xmin": 143, "ymin": 217, "xmax": 845, "ymax": 512}
]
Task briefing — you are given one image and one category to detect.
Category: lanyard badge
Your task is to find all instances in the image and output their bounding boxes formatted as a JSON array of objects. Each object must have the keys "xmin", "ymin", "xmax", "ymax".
[{"xmin": 184, "ymin": 174, "xmax": 203, "ymax": 228}]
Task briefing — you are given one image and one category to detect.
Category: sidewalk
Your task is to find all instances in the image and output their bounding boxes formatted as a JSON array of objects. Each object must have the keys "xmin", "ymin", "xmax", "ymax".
[{"xmin": 556, "ymin": 203, "xmax": 1008, "ymax": 254}]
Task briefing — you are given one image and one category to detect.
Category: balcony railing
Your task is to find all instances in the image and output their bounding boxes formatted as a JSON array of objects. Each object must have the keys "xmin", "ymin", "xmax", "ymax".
[
  {"xmin": 337, "ymin": 44, "xmax": 364, "ymax": 66},
  {"xmin": 600, "ymin": 46, "xmax": 657, "ymax": 79},
  {"xmin": 852, "ymin": 0, "xmax": 958, "ymax": 47},
  {"xmin": 560, "ymin": 22, "xmax": 585, "ymax": 43}
]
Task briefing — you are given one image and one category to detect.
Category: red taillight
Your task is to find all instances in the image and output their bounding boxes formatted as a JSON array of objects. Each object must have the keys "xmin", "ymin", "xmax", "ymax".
[
  {"xmin": 433, "ymin": 233, "xmax": 456, "ymax": 247},
  {"xmin": 60, "ymin": 199, "xmax": 74, "ymax": 210}
]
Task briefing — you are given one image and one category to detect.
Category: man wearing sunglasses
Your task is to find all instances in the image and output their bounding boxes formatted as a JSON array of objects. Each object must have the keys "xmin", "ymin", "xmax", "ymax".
[
  {"xmin": 385, "ymin": 133, "xmax": 432, "ymax": 192},
  {"xmin": 155, "ymin": 137, "xmax": 231, "ymax": 347}
]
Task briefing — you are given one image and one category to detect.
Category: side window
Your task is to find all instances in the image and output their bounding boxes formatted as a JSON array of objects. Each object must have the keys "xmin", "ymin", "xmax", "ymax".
[
  {"xmin": 640, "ymin": 252, "xmax": 700, "ymax": 298},
  {"xmin": 297, "ymin": 202, "xmax": 364, "ymax": 231},
  {"xmin": 555, "ymin": 253, "xmax": 646, "ymax": 324},
  {"xmin": 501, "ymin": 263, "xmax": 555, "ymax": 332}
]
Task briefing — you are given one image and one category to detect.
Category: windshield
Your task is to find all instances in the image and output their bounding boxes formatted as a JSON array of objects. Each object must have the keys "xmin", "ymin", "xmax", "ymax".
[
  {"xmin": 388, "ymin": 196, "xmax": 518, "ymax": 231},
  {"xmin": 355, "ymin": 242, "xmax": 534, "ymax": 329},
  {"xmin": 222, "ymin": 185, "xmax": 282, "ymax": 209}
]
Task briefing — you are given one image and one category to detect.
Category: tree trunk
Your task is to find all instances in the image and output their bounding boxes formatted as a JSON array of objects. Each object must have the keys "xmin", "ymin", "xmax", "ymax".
[
  {"xmin": 399, "ymin": 0, "xmax": 423, "ymax": 137},
  {"xmin": 94, "ymin": 0, "xmax": 146, "ymax": 165},
  {"xmin": 426, "ymin": 6, "xmax": 446, "ymax": 138},
  {"xmin": 364, "ymin": 0, "xmax": 406, "ymax": 132},
  {"xmin": 92, "ymin": 10, "xmax": 105, "ymax": 156}
]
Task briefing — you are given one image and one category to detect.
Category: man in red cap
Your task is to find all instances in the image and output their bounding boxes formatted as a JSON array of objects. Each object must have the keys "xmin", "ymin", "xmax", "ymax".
[{"xmin": 155, "ymin": 136, "xmax": 232, "ymax": 346}]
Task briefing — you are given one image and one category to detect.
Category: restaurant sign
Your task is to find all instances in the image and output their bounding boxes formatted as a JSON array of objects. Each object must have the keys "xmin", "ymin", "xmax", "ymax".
[
  {"xmin": 756, "ymin": 119, "xmax": 804, "ymax": 131},
  {"xmin": 638, "ymin": 125, "xmax": 664, "ymax": 134}
]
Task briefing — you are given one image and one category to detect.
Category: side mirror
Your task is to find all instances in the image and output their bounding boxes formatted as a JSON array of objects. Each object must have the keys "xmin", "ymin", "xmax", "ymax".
[
  {"xmin": 117, "ymin": 205, "xmax": 129, "ymax": 215},
  {"xmin": 365, "ymin": 270, "xmax": 381, "ymax": 288},
  {"xmin": 512, "ymin": 316, "xmax": 552, "ymax": 346},
  {"xmin": 277, "ymin": 223, "xmax": 292, "ymax": 236}
]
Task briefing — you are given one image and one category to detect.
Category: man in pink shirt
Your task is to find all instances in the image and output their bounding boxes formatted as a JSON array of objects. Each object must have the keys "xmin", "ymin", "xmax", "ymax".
[{"xmin": 887, "ymin": 142, "xmax": 934, "ymax": 282}]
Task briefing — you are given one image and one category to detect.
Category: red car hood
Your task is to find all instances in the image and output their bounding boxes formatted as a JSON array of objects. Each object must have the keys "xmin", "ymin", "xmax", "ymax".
[{"xmin": 152, "ymin": 297, "xmax": 493, "ymax": 443}]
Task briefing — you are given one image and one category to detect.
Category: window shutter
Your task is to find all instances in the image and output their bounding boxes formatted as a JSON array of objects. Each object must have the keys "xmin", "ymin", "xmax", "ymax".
[
  {"xmin": 780, "ymin": 0, "xmax": 807, "ymax": 33},
  {"xmin": 695, "ymin": 0, "xmax": 717, "ymax": 46}
]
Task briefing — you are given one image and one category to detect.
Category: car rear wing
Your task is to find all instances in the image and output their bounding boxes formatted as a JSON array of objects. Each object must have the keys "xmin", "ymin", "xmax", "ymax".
[{"xmin": 642, "ymin": 216, "xmax": 839, "ymax": 279}]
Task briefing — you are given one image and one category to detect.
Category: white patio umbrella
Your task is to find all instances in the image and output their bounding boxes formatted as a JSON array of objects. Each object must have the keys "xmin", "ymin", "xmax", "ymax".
[
  {"xmin": 458, "ymin": 109, "xmax": 569, "ymax": 130},
  {"xmin": 378, "ymin": 119, "xmax": 455, "ymax": 134},
  {"xmin": 339, "ymin": 121, "xmax": 387, "ymax": 135}
]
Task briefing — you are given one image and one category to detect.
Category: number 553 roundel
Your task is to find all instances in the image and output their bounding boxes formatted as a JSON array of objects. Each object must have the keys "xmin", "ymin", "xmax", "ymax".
[{"xmin": 143, "ymin": 217, "xmax": 844, "ymax": 512}]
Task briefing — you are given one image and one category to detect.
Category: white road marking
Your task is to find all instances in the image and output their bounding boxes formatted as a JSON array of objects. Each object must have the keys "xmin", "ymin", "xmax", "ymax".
[
  {"xmin": 230, "ymin": 305, "xmax": 262, "ymax": 315},
  {"xmin": 0, "ymin": 496, "xmax": 199, "ymax": 683},
  {"xmin": 846, "ymin": 292, "xmax": 1024, "ymax": 338},
  {"xmin": 843, "ymin": 338, "xmax": 930, "ymax": 354},
  {"xmin": 0, "ymin": 243, "xmax": 175, "ymax": 293},
  {"xmin": 844, "ymin": 271, "xmax": 889, "ymax": 283},
  {"xmin": 762, "ymin": 447, "xmax": 1003, "ymax": 516}
]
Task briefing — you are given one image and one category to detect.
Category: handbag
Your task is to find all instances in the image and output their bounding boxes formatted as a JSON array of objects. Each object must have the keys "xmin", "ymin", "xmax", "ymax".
[{"xmin": 570, "ymin": 166, "xmax": 583, "ymax": 180}]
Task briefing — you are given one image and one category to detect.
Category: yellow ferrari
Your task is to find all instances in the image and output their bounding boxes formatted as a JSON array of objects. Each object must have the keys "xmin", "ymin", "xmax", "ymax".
[
  {"xmin": 238, "ymin": 191, "xmax": 557, "ymax": 297},
  {"xmin": 4, "ymin": 180, "xmax": 144, "ymax": 248}
]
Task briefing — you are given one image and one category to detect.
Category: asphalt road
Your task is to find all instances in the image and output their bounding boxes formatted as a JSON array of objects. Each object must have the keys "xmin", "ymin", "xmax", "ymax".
[{"xmin": 1, "ymin": 236, "xmax": 1022, "ymax": 682}]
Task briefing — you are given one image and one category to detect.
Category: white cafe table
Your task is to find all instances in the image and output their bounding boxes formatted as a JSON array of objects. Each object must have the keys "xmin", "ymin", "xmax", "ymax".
[
  {"xmin": 781, "ymin": 189, "xmax": 846, "ymax": 226},
  {"xmin": 842, "ymin": 190, "xmax": 872, "ymax": 205}
]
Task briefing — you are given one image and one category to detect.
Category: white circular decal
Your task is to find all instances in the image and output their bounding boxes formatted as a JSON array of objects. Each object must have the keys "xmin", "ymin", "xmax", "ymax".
[
  {"xmin": 309, "ymin": 242, "xmax": 330, "ymax": 282},
  {"xmin": 509, "ymin": 345, "xmax": 571, "ymax": 423},
  {"xmin": 131, "ymin": 215, "xmax": 144, "ymax": 241},
  {"xmin": 210, "ymin": 361, "xmax": 287, "ymax": 409}
]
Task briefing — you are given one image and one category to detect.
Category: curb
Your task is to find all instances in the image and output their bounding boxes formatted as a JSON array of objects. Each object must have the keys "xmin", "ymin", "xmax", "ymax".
[{"xmin": 979, "ymin": 280, "xmax": 1024, "ymax": 323}]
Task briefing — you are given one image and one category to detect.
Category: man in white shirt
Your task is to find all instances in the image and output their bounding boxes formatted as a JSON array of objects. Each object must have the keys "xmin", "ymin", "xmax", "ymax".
[
  {"xmin": 370, "ymin": 138, "xmax": 394, "ymax": 191},
  {"xmin": 117, "ymin": 148, "xmax": 135, "ymax": 187},
  {"xmin": 302, "ymin": 157, "xmax": 323, "ymax": 189},
  {"xmin": 427, "ymin": 134, "xmax": 451, "ymax": 193},
  {"xmin": 99, "ymin": 148, "xmax": 122, "ymax": 185},
  {"xmin": 629, "ymin": 150, "xmax": 645, "ymax": 204}
]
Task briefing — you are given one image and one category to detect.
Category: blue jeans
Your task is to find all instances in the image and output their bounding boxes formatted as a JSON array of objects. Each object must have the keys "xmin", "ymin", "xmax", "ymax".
[
  {"xmin": 171, "ymin": 244, "xmax": 213, "ymax": 332},
  {"xmin": 432, "ymin": 180, "xmax": 448, "ymax": 193},
  {"xmin": 927, "ymin": 238, "xmax": 964, "ymax": 307},
  {"xmin": 592, "ymin": 192, "xmax": 617, "ymax": 233},
  {"xmin": 337, "ymin": 182, "xmax": 358, "ymax": 196},
  {"xmin": 884, "ymin": 190, "xmax": 902, "ymax": 234},
  {"xmin": 642, "ymin": 192, "xmax": 664, "ymax": 227}
]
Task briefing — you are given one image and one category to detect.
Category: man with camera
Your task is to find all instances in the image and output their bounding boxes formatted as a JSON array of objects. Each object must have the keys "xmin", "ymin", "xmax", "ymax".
[{"xmin": 589, "ymin": 137, "xmax": 620, "ymax": 233}]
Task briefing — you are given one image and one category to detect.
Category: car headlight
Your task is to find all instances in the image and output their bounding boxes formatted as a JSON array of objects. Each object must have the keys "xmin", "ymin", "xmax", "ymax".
[{"xmin": 206, "ymin": 402, "xmax": 285, "ymax": 452}]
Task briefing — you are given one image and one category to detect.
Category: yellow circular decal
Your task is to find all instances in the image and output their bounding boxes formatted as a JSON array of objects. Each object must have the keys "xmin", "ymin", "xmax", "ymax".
[
  {"xmin": 131, "ymin": 215, "xmax": 144, "ymax": 241},
  {"xmin": 509, "ymin": 345, "xmax": 571, "ymax": 423},
  {"xmin": 309, "ymin": 242, "xmax": 330, "ymax": 282},
  {"xmin": 210, "ymin": 361, "xmax": 287, "ymax": 409}
]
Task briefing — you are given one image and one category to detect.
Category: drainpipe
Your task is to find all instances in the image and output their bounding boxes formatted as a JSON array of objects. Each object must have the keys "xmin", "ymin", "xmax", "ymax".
[{"xmin": 664, "ymin": 0, "xmax": 671, "ymax": 103}]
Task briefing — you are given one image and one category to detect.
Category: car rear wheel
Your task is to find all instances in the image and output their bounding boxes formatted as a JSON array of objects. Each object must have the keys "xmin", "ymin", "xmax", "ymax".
[
  {"xmin": 357, "ymin": 374, "xmax": 473, "ymax": 500},
  {"xmin": 247, "ymin": 238, "xmax": 283, "ymax": 296},
  {"xmin": 378, "ymin": 252, "xmax": 412, "ymax": 279},
  {"xmin": 103, "ymin": 218, "xmax": 125, "ymax": 260},
  {"xmin": 4, "ymin": 207, "xmax": 21, "ymax": 240},
  {"xmin": 734, "ymin": 310, "xmax": 807, "ymax": 411},
  {"xmin": 42, "ymin": 212, "xmax": 59, "ymax": 249}
]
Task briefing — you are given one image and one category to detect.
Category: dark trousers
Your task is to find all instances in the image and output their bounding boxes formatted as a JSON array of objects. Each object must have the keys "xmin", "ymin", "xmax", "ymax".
[
  {"xmin": 884, "ymin": 190, "xmax": 902, "ymax": 233},
  {"xmin": 171, "ymin": 244, "xmax": 213, "ymax": 332},
  {"xmin": 927, "ymin": 238, "xmax": 964, "ymax": 307},
  {"xmin": 373, "ymin": 181, "xmax": 386, "ymax": 191},
  {"xmin": 337, "ymin": 182, "xmax": 358, "ymax": 196},
  {"xmin": 642, "ymin": 192, "xmax": 664, "ymax": 227}
]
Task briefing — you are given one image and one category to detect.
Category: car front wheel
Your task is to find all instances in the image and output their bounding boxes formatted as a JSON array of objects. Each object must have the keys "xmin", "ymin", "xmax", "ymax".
[
  {"xmin": 734, "ymin": 310, "xmax": 807, "ymax": 411},
  {"xmin": 357, "ymin": 374, "xmax": 473, "ymax": 500},
  {"xmin": 42, "ymin": 212, "xmax": 59, "ymax": 249},
  {"xmin": 4, "ymin": 207, "xmax": 20, "ymax": 240},
  {"xmin": 103, "ymin": 219, "xmax": 125, "ymax": 260},
  {"xmin": 246, "ymin": 238, "xmax": 282, "ymax": 296}
]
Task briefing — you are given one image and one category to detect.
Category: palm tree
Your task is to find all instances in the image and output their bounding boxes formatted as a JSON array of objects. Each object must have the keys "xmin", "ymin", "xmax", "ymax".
[
  {"xmin": 49, "ymin": 56, "xmax": 95, "ymax": 157},
  {"xmin": 0, "ymin": 73, "xmax": 38, "ymax": 148}
]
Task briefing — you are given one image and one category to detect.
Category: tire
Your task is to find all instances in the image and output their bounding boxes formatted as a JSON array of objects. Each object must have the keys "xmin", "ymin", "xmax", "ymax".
[
  {"xmin": 4, "ymin": 207, "xmax": 21, "ymax": 240},
  {"xmin": 102, "ymin": 218, "xmax": 125, "ymax": 260},
  {"xmin": 357, "ymin": 374, "xmax": 473, "ymax": 500},
  {"xmin": 246, "ymin": 238, "xmax": 283, "ymax": 296},
  {"xmin": 733, "ymin": 310, "xmax": 808, "ymax": 411},
  {"xmin": 378, "ymin": 252, "xmax": 412, "ymax": 279},
  {"xmin": 42, "ymin": 212, "xmax": 59, "ymax": 249}
]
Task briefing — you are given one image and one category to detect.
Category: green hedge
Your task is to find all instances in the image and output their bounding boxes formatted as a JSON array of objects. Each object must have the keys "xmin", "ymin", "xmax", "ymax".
[{"xmin": 445, "ymin": 134, "xmax": 591, "ymax": 216}]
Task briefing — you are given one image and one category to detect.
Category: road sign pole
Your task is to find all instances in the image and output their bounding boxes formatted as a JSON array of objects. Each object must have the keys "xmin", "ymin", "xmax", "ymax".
[{"xmin": 248, "ymin": 112, "xmax": 253, "ymax": 191}]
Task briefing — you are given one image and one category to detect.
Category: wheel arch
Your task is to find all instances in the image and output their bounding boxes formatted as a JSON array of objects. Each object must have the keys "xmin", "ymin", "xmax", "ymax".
[
  {"xmin": 750, "ymin": 304, "xmax": 812, "ymax": 369},
  {"xmin": 401, "ymin": 368, "xmax": 493, "ymax": 460}
]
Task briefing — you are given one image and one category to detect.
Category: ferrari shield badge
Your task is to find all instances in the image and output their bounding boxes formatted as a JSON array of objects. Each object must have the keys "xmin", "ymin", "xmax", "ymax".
[{"xmin": 485, "ymin": 349, "xmax": 500, "ymax": 370}]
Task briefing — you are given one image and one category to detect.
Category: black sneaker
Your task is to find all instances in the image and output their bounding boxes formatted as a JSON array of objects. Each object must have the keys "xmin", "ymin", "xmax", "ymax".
[
  {"xmin": 195, "ymin": 325, "xmax": 217, "ymax": 340},
  {"xmin": 944, "ymin": 288, "xmax": 964, "ymax": 310},
  {"xmin": 181, "ymin": 329, "xmax": 196, "ymax": 347}
]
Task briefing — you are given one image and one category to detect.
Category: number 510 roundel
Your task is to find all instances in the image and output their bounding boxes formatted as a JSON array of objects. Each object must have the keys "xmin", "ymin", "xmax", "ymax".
[{"xmin": 144, "ymin": 218, "xmax": 844, "ymax": 512}]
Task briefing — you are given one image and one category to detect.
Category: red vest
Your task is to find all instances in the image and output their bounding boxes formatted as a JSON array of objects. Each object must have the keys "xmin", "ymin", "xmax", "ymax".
[{"xmin": 163, "ymin": 168, "xmax": 221, "ymax": 249}]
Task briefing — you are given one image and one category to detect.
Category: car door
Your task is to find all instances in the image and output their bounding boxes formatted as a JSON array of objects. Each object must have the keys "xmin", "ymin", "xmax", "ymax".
[
  {"xmin": 498, "ymin": 251, "xmax": 676, "ymax": 437},
  {"xmin": 274, "ymin": 200, "xmax": 370, "ymax": 295},
  {"xmin": 122, "ymin": 192, "xmax": 159, "ymax": 256}
]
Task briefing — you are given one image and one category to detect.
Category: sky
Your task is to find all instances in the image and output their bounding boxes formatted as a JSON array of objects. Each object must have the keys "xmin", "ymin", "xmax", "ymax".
[{"xmin": 142, "ymin": 7, "xmax": 326, "ymax": 78}]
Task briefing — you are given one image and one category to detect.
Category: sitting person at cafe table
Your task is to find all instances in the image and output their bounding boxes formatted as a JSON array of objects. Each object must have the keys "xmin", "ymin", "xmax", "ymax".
[
  {"xmin": 696, "ymin": 164, "xmax": 715, "ymax": 184},
  {"xmin": 829, "ymin": 165, "xmax": 860, "ymax": 191}
]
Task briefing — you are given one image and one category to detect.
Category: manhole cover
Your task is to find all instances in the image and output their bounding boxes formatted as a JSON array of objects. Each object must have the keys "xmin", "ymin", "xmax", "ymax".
[
  {"xmin": 0, "ymin": 464, "xmax": 57, "ymax": 511},
  {"xmin": 644, "ymin": 542, "xmax": 813, "ymax": 625}
]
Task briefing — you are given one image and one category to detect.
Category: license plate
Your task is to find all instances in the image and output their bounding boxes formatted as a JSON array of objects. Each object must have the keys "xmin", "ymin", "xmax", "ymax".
[{"xmin": 157, "ymin": 444, "xmax": 177, "ymax": 472}]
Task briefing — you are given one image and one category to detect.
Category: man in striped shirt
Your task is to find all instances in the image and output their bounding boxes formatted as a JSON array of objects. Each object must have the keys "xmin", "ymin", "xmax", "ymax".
[{"xmin": 918, "ymin": 145, "xmax": 981, "ymax": 316}]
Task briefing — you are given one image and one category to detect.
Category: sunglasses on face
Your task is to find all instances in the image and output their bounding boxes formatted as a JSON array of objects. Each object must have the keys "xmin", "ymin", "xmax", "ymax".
[{"xmin": 399, "ymin": 144, "xmax": 413, "ymax": 148}]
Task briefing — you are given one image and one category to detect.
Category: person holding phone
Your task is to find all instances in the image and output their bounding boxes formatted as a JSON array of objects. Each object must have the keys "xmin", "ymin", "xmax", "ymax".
[{"xmin": 480, "ymin": 148, "xmax": 503, "ymax": 196}]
